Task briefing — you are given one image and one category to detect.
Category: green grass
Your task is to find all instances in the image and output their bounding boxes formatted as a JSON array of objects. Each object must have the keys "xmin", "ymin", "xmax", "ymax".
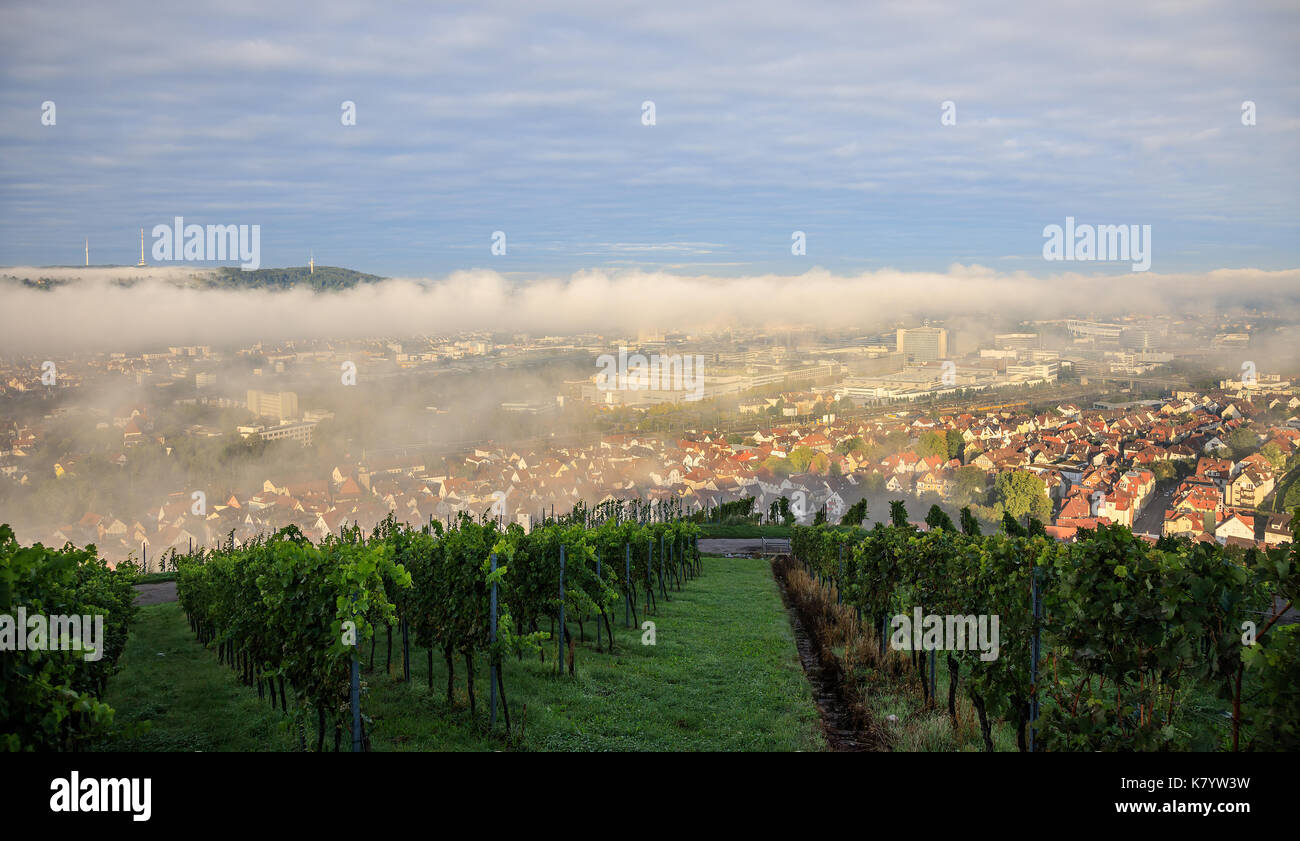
[
  {"xmin": 97, "ymin": 602, "xmax": 296, "ymax": 751},
  {"xmin": 134, "ymin": 572, "xmax": 177, "ymax": 584},
  {"xmin": 863, "ymin": 653, "xmax": 1018, "ymax": 752},
  {"xmin": 100, "ymin": 556, "xmax": 825, "ymax": 752}
]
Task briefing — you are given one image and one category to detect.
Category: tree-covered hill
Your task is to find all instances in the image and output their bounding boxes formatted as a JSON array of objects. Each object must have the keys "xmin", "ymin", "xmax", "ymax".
[
  {"xmin": 1, "ymin": 265, "xmax": 387, "ymax": 292},
  {"xmin": 200, "ymin": 266, "xmax": 386, "ymax": 291}
]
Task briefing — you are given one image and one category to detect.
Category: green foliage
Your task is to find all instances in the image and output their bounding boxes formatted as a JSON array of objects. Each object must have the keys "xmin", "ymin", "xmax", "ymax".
[
  {"xmin": 789, "ymin": 517, "xmax": 1300, "ymax": 752},
  {"xmin": 946, "ymin": 429, "xmax": 966, "ymax": 461},
  {"xmin": 174, "ymin": 505, "xmax": 703, "ymax": 743},
  {"xmin": 1001, "ymin": 511, "xmax": 1028, "ymax": 537},
  {"xmin": 788, "ymin": 446, "xmax": 815, "ymax": 473},
  {"xmin": 769, "ymin": 496, "xmax": 795, "ymax": 526},
  {"xmin": 204, "ymin": 265, "xmax": 385, "ymax": 292},
  {"xmin": 1152, "ymin": 460, "xmax": 1178, "ymax": 483},
  {"xmin": 994, "ymin": 470, "xmax": 1052, "ymax": 523},
  {"xmin": 1243, "ymin": 623, "xmax": 1300, "ymax": 750},
  {"xmin": 924, "ymin": 504, "xmax": 955, "ymax": 532},
  {"xmin": 701, "ymin": 496, "xmax": 756, "ymax": 524},
  {"xmin": 953, "ymin": 465, "xmax": 989, "ymax": 506},
  {"xmin": 839, "ymin": 499, "xmax": 869, "ymax": 527},
  {"xmin": 836, "ymin": 436, "xmax": 865, "ymax": 456},
  {"xmin": 917, "ymin": 431, "xmax": 948, "ymax": 459},
  {"xmin": 1226, "ymin": 427, "xmax": 1259, "ymax": 459},
  {"xmin": 0, "ymin": 524, "xmax": 138, "ymax": 750},
  {"xmin": 176, "ymin": 524, "xmax": 409, "ymax": 743}
]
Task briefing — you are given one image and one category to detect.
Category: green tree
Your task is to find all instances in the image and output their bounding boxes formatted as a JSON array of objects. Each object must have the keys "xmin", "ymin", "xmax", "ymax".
[
  {"xmin": 883, "ymin": 430, "xmax": 910, "ymax": 455},
  {"xmin": 954, "ymin": 465, "xmax": 989, "ymax": 506},
  {"xmin": 836, "ymin": 436, "xmax": 864, "ymax": 456},
  {"xmin": 1260, "ymin": 442, "xmax": 1285, "ymax": 471},
  {"xmin": 994, "ymin": 471, "xmax": 1052, "ymax": 523},
  {"xmin": 946, "ymin": 429, "xmax": 965, "ymax": 460},
  {"xmin": 1001, "ymin": 511, "xmax": 1028, "ymax": 537},
  {"xmin": 840, "ymin": 499, "xmax": 868, "ymax": 527},
  {"xmin": 1227, "ymin": 427, "xmax": 1259, "ymax": 459},
  {"xmin": 925, "ymin": 504, "xmax": 955, "ymax": 532},
  {"xmin": 788, "ymin": 446, "xmax": 815, "ymax": 473},
  {"xmin": 918, "ymin": 431, "xmax": 948, "ymax": 459}
]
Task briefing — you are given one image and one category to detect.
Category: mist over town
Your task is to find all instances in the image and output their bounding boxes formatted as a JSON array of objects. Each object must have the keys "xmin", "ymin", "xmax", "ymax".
[{"xmin": 5, "ymin": 259, "xmax": 1299, "ymax": 565}]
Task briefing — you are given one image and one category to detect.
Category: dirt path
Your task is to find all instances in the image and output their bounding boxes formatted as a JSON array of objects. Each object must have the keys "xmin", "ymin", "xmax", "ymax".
[
  {"xmin": 783, "ymin": 594, "xmax": 871, "ymax": 751},
  {"xmin": 771, "ymin": 557, "xmax": 878, "ymax": 752},
  {"xmin": 134, "ymin": 581, "xmax": 177, "ymax": 606}
]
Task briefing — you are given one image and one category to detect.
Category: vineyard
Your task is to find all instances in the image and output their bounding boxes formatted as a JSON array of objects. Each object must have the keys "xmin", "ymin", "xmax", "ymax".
[
  {"xmin": 171, "ymin": 500, "xmax": 703, "ymax": 750},
  {"xmin": 789, "ymin": 505, "xmax": 1300, "ymax": 751},
  {"xmin": 0, "ymin": 524, "xmax": 138, "ymax": 751},
  {"xmin": 4, "ymin": 496, "xmax": 1299, "ymax": 752}
]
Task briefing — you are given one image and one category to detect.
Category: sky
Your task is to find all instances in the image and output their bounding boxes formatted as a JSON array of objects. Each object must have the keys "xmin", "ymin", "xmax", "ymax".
[{"xmin": 1, "ymin": 0, "xmax": 1298, "ymax": 278}]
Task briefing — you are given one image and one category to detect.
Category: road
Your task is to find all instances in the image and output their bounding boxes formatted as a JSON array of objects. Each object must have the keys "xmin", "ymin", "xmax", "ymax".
[
  {"xmin": 1132, "ymin": 483, "xmax": 1178, "ymax": 537},
  {"xmin": 133, "ymin": 581, "xmax": 177, "ymax": 606},
  {"xmin": 698, "ymin": 538, "xmax": 790, "ymax": 556}
]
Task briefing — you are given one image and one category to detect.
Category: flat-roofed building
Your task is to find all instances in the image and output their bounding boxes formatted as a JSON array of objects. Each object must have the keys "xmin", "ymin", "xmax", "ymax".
[
  {"xmin": 895, "ymin": 327, "xmax": 948, "ymax": 363},
  {"xmin": 240, "ymin": 420, "xmax": 317, "ymax": 445},
  {"xmin": 247, "ymin": 390, "xmax": 299, "ymax": 422},
  {"xmin": 994, "ymin": 332, "xmax": 1040, "ymax": 350}
]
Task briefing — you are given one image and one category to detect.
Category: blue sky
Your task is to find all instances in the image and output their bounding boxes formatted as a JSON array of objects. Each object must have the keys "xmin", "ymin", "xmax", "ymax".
[{"xmin": 2, "ymin": 0, "xmax": 1297, "ymax": 278}]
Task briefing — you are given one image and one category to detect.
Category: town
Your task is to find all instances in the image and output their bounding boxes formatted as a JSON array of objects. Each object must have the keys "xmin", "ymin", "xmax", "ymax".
[{"xmin": 2, "ymin": 308, "xmax": 1295, "ymax": 567}]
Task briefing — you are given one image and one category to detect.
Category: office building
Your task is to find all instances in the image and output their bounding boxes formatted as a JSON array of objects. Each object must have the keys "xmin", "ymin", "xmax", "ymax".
[{"xmin": 895, "ymin": 327, "xmax": 948, "ymax": 363}]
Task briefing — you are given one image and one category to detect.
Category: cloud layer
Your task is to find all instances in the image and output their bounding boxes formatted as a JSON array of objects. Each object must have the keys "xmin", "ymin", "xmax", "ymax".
[{"xmin": 3, "ymin": 265, "xmax": 1297, "ymax": 354}]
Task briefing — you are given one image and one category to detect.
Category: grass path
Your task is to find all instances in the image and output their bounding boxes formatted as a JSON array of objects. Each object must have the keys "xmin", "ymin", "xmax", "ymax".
[
  {"xmin": 101, "ymin": 556, "xmax": 825, "ymax": 752},
  {"xmin": 97, "ymin": 599, "xmax": 296, "ymax": 751}
]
